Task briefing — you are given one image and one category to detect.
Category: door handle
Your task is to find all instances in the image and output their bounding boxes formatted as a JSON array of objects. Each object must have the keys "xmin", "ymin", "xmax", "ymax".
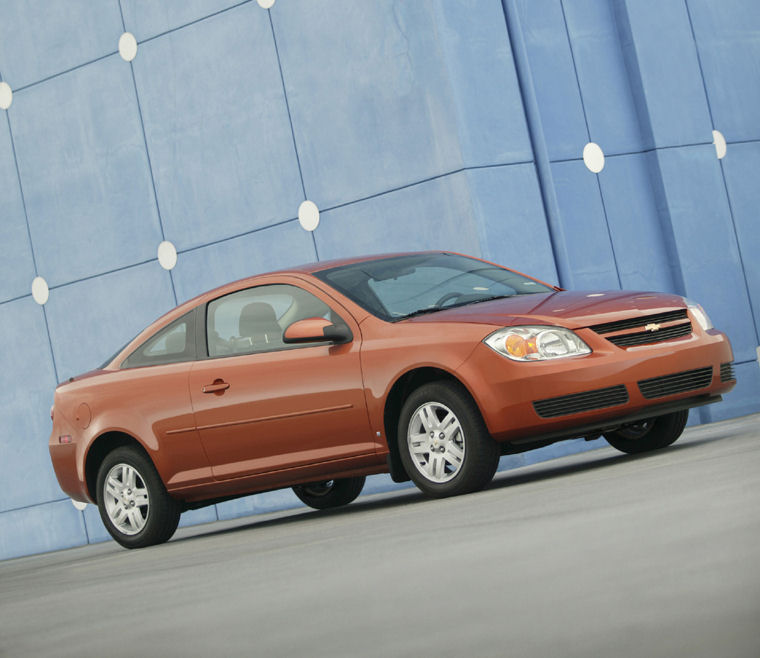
[{"xmin": 202, "ymin": 380, "xmax": 230, "ymax": 394}]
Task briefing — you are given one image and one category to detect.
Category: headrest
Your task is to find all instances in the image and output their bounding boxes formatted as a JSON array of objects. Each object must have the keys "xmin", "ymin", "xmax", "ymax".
[{"xmin": 239, "ymin": 302, "xmax": 278, "ymax": 337}]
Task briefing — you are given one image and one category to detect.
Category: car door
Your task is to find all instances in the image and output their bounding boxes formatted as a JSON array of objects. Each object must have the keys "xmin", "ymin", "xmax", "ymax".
[{"xmin": 188, "ymin": 280, "xmax": 375, "ymax": 480}]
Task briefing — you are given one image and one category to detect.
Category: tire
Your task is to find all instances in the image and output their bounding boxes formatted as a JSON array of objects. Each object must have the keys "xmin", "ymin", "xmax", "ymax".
[
  {"xmin": 96, "ymin": 446, "xmax": 181, "ymax": 549},
  {"xmin": 292, "ymin": 476, "xmax": 366, "ymax": 510},
  {"xmin": 604, "ymin": 410, "xmax": 689, "ymax": 455},
  {"xmin": 397, "ymin": 381, "xmax": 499, "ymax": 497}
]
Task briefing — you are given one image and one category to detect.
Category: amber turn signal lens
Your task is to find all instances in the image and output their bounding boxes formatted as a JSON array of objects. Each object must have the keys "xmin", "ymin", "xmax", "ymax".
[
  {"xmin": 505, "ymin": 335, "xmax": 538, "ymax": 358},
  {"xmin": 505, "ymin": 334, "xmax": 526, "ymax": 358}
]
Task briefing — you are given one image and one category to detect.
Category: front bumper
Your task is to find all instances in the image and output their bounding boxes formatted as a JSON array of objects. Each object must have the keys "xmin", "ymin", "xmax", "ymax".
[{"xmin": 458, "ymin": 325, "xmax": 735, "ymax": 443}]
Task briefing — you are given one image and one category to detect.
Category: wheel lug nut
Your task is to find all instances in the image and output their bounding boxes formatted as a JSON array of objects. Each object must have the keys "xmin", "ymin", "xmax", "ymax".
[{"xmin": 439, "ymin": 432, "xmax": 445, "ymax": 439}]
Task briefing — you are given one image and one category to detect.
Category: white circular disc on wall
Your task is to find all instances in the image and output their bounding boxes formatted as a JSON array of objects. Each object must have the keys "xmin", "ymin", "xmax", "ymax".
[
  {"xmin": 0, "ymin": 82, "xmax": 12, "ymax": 110},
  {"xmin": 712, "ymin": 130, "xmax": 727, "ymax": 159},
  {"xmin": 157, "ymin": 240, "xmax": 178, "ymax": 270},
  {"xmin": 583, "ymin": 142, "xmax": 605, "ymax": 173},
  {"xmin": 31, "ymin": 276, "xmax": 49, "ymax": 305},
  {"xmin": 118, "ymin": 32, "xmax": 138, "ymax": 62},
  {"xmin": 71, "ymin": 499, "xmax": 87, "ymax": 511},
  {"xmin": 298, "ymin": 200, "xmax": 320, "ymax": 231},
  {"xmin": 257, "ymin": 0, "xmax": 276, "ymax": 8}
]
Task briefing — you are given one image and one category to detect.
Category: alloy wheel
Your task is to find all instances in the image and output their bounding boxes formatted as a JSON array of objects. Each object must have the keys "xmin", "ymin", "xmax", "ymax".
[
  {"xmin": 103, "ymin": 463, "xmax": 150, "ymax": 536},
  {"xmin": 407, "ymin": 401, "xmax": 466, "ymax": 483}
]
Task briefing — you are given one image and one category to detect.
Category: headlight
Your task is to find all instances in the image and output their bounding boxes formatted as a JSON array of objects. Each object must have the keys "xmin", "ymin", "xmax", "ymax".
[
  {"xmin": 484, "ymin": 326, "xmax": 591, "ymax": 361},
  {"xmin": 683, "ymin": 298, "xmax": 713, "ymax": 331}
]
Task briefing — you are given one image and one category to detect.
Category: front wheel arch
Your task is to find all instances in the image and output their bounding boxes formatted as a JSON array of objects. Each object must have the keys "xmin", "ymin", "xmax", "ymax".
[
  {"xmin": 382, "ymin": 367, "xmax": 484, "ymax": 483},
  {"xmin": 397, "ymin": 380, "xmax": 500, "ymax": 496}
]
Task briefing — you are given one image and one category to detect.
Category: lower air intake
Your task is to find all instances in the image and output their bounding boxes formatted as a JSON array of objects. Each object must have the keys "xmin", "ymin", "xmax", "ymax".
[
  {"xmin": 720, "ymin": 362, "xmax": 735, "ymax": 382},
  {"xmin": 533, "ymin": 385, "xmax": 629, "ymax": 418},
  {"xmin": 638, "ymin": 367, "xmax": 713, "ymax": 399}
]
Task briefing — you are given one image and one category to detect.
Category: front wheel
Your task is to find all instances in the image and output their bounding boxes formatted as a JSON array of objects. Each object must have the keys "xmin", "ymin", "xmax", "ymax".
[
  {"xmin": 96, "ymin": 446, "xmax": 181, "ymax": 549},
  {"xmin": 398, "ymin": 381, "xmax": 499, "ymax": 497},
  {"xmin": 604, "ymin": 410, "xmax": 689, "ymax": 454},
  {"xmin": 292, "ymin": 476, "xmax": 366, "ymax": 510}
]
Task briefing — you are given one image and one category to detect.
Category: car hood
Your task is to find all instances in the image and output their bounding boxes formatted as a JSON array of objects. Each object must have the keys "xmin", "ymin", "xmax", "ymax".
[{"xmin": 403, "ymin": 290, "xmax": 686, "ymax": 330}]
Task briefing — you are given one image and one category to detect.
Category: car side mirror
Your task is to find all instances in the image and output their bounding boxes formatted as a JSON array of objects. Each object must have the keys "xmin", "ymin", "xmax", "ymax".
[{"xmin": 283, "ymin": 317, "xmax": 352, "ymax": 345}]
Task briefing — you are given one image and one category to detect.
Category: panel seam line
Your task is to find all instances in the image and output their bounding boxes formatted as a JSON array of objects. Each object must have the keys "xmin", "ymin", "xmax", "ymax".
[
  {"xmin": 267, "ymin": 9, "xmax": 320, "ymax": 261},
  {"xmin": 3, "ymin": 111, "xmax": 61, "ymax": 382},
  {"xmin": 119, "ymin": 0, "xmax": 178, "ymax": 306}
]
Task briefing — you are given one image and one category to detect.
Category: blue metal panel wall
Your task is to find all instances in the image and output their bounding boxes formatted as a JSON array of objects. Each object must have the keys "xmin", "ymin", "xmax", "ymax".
[
  {"xmin": 10, "ymin": 57, "xmax": 163, "ymax": 287},
  {"xmin": 132, "ymin": 3, "xmax": 304, "ymax": 253},
  {"xmin": 0, "ymin": 0, "xmax": 758, "ymax": 559}
]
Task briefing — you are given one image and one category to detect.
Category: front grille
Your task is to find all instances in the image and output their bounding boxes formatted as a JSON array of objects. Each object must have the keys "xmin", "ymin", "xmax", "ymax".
[
  {"xmin": 638, "ymin": 367, "xmax": 713, "ymax": 399},
  {"xmin": 720, "ymin": 362, "xmax": 735, "ymax": 382},
  {"xmin": 590, "ymin": 309, "xmax": 688, "ymax": 335},
  {"xmin": 589, "ymin": 309, "xmax": 692, "ymax": 348},
  {"xmin": 533, "ymin": 385, "xmax": 629, "ymax": 418},
  {"xmin": 607, "ymin": 322, "xmax": 692, "ymax": 347}
]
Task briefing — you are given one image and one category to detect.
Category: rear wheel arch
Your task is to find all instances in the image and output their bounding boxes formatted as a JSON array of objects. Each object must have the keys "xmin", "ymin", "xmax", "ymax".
[
  {"xmin": 382, "ymin": 367, "xmax": 483, "ymax": 482},
  {"xmin": 85, "ymin": 432, "xmax": 152, "ymax": 503}
]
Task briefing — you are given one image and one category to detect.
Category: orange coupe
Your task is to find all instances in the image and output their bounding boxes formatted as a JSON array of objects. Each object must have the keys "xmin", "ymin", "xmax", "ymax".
[{"xmin": 49, "ymin": 252, "xmax": 735, "ymax": 548}]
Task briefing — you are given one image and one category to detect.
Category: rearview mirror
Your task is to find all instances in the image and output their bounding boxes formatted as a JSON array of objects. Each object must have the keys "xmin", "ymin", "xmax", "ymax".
[{"xmin": 283, "ymin": 317, "xmax": 352, "ymax": 344}]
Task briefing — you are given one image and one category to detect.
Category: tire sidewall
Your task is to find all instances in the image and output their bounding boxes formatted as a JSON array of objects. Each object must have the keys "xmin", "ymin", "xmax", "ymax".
[
  {"xmin": 397, "ymin": 381, "xmax": 497, "ymax": 497},
  {"xmin": 292, "ymin": 476, "xmax": 366, "ymax": 510},
  {"xmin": 96, "ymin": 446, "xmax": 179, "ymax": 549},
  {"xmin": 604, "ymin": 410, "xmax": 689, "ymax": 454}
]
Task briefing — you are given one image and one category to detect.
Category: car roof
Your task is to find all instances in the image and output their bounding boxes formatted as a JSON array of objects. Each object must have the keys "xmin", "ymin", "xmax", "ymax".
[{"xmin": 277, "ymin": 250, "xmax": 448, "ymax": 274}]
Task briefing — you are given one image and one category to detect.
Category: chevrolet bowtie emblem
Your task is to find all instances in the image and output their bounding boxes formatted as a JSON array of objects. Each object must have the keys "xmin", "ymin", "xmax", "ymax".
[{"xmin": 645, "ymin": 323, "xmax": 661, "ymax": 332}]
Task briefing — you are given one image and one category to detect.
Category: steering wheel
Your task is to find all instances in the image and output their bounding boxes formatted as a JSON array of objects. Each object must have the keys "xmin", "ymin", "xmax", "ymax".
[{"xmin": 434, "ymin": 292, "xmax": 464, "ymax": 308}]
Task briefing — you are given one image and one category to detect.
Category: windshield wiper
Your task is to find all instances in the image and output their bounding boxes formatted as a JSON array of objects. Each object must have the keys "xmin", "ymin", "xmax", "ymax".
[
  {"xmin": 444, "ymin": 294, "xmax": 516, "ymax": 309},
  {"xmin": 395, "ymin": 294, "xmax": 517, "ymax": 320},
  {"xmin": 394, "ymin": 307, "xmax": 443, "ymax": 321}
]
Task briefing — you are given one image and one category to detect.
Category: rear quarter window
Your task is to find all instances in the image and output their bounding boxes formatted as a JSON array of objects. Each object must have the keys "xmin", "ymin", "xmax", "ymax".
[{"xmin": 121, "ymin": 311, "xmax": 196, "ymax": 368}]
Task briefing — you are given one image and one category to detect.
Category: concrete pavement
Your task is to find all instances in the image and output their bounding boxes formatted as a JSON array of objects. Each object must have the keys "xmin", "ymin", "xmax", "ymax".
[{"xmin": 1, "ymin": 413, "xmax": 758, "ymax": 657}]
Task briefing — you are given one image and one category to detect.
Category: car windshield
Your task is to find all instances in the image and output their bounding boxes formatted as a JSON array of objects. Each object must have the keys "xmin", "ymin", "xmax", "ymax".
[{"xmin": 314, "ymin": 253, "xmax": 553, "ymax": 321}]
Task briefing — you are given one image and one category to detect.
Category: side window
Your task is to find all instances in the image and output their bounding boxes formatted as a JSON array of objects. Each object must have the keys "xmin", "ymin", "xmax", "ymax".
[
  {"xmin": 206, "ymin": 284, "xmax": 347, "ymax": 358},
  {"xmin": 121, "ymin": 311, "xmax": 196, "ymax": 368}
]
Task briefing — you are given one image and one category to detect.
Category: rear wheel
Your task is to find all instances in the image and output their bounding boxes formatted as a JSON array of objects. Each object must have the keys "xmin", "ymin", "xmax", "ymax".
[
  {"xmin": 398, "ymin": 381, "xmax": 499, "ymax": 497},
  {"xmin": 96, "ymin": 446, "xmax": 181, "ymax": 549},
  {"xmin": 604, "ymin": 410, "xmax": 689, "ymax": 454},
  {"xmin": 292, "ymin": 476, "xmax": 366, "ymax": 510}
]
